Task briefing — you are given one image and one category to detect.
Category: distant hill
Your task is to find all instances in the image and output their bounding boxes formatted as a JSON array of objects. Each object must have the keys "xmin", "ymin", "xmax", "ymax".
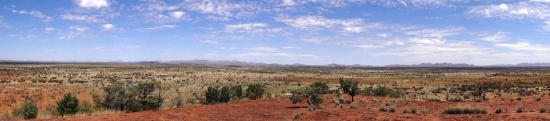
[
  {"xmin": 2, "ymin": 59, "xmax": 550, "ymax": 68},
  {"xmin": 385, "ymin": 63, "xmax": 476, "ymax": 67}
]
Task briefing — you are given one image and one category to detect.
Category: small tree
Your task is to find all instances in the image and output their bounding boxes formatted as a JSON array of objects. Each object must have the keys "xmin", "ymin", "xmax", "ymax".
[
  {"xmin": 246, "ymin": 83, "xmax": 266, "ymax": 100},
  {"xmin": 340, "ymin": 78, "xmax": 360, "ymax": 102},
  {"xmin": 309, "ymin": 81, "xmax": 329, "ymax": 94},
  {"xmin": 219, "ymin": 86, "xmax": 231, "ymax": 103},
  {"xmin": 12, "ymin": 101, "xmax": 38, "ymax": 119},
  {"xmin": 103, "ymin": 81, "xmax": 127, "ymax": 112},
  {"xmin": 289, "ymin": 86, "xmax": 324, "ymax": 110},
  {"xmin": 231, "ymin": 85, "xmax": 243, "ymax": 99},
  {"xmin": 57, "ymin": 93, "xmax": 79, "ymax": 117},
  {"xmin": 205, "ymin": 86, "xmax": 220, "ymax": 104}
]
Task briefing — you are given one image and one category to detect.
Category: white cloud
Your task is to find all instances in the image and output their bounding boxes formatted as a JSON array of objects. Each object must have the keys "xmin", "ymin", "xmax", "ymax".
[
  {"xmin": 356, "ymin": 45, "xmax": 384, "ymax": 49},
  {"xmin": 531, "ymin": 0, "xmax": 550, "ymax": 3},
  {"xmin": 466, "ymin": 1, "xmax": 550, "ymax": 19},
  {"xmin": 183, "ymin": 0, "xmax": 260, "ymax": 21},
  {"xmin": 76, "ymin": 0, "xmax": 109, "ymax": 9},
  {"xmin": 477, "ymin": 32, "xmax": 508, "ymax": 42},
  {"xmin": 408, "ymin": 38, "xmax": 445, "ymax": 45},
  {"xmin": 369, "ymin": 0, "xmax": 465, "ymax": 8},
  {"xmin": 377, "ymin": 33, "xmax": 391, "ymax": 38},
  {"xmin": 283, "ymin": 0, "xmax": 364, "ymax": 8},
  {"xmin": 59, "ymin": 26, "xmax": 92, "ymax": 39},
  {"xmin": 171, "ymin": 11, "xmax": 186, "ymax": 19},
  {"xmin": 225, "ymin": 23, "xmax": 282, "ymax": 33},
  {"xmin": 101, "ymin": 24, "xmax": 114, "ymax": 31},
  {"xmin": 69, "ymin": 25, "xmax": 89, "ymax": 32},
  {"xmin": 60, "ymin": 14, "xmax": 103, "ymax": 23},
  {"xmin": 280, "ymin": 0, "xmax": 298, "ymax": 6},
  {"xmin": 250, "ymin": 47, "xmax": 278, "ymax": 51},
  {"xmin": 199, "ymin": 40, "xmax": 219, "ymax": 44},
  {"xmin": 405, "ymin": 27, "xmax": 464, "ymax": 38},
  {"xmin": 498, "ymin": 4, "xmax": 509, "ymax": 10},
  {"xmin": 466, "ymin": 1, "xmax": 550, "ymax": 31},
  {"xmin": 375, "ymin": 41, "xmax": 486, "ymax": 58},
  {"xmin": 233, "ymin": 52, "xmax": 315, "ymax": 58},
  {"xmin": 132, "ymin": 1, "xmax": 188, "ymax": 23},
  {"xmin": 276, "ymin": 15, "xmax": 364, "ymax": 33},
  {"xmin": 496, "ymin": 42, "xmax": 550, "ymax": 51},
  {"xmin": 44, "ymin": 27, "xmax": 59, "ymax": 32},
  {"xmin": 121, "ymin": 45, "xmax": 141, "ymax": 49},
  {"xmin": 138, "ymin": 25, "xmax": 177, "ymax": 31},
  {"xmin": 11, "ymin": 10, "xmax": 53, "ymax": 22}
]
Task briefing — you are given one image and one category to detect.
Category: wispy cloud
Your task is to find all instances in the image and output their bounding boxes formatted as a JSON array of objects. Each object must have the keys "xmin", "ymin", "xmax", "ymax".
[
  {"xmin": 11, "ymin": 9, "xmax": 53, "ymax": 22},
  {"xmin": 477, "ymin": 32, "xmax": 508, "ymax": 42},
  {"xmin": 183, "ymin": 0, "xmax": 262, "ymax": 21},
  {"xmin": 132, "ymin": 1, "xmax": 189, "ymax": 23},
  {"xmin": 276, "ymin": 15, "xmax": 365, "ymax": 33},
  {"xmin": 496, "ymin": 42, "xmax": 550, "ymax": 51},
  {"xmin": 138, "ymin": 25, "xmax": 177, "ymax": 31}
]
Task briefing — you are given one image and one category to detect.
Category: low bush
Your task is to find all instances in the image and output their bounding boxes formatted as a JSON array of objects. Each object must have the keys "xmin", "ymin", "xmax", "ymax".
[
  {"xmin": 57, "ymin": 93, "xmax": 79, "ymax": 117},
  {"xmin": 495, "ymin": 108, "xmax": 502, "ymax": 113},
  {"xmin": 246, "ymin": 83, "xmax": 266, "ymax": 100},
  {"xmin": 12, "ymin": 101, "xmax": 38, "ymax": 119},
  {"xmin": 442, "ymin": 105, "xmax": 487, "ymax": 114},
  {"xmin": 517, "ymin": 106, "xmax": 524, "ymax": 113}
]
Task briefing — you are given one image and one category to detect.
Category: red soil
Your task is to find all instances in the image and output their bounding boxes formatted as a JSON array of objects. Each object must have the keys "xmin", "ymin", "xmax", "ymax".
[{"xmin": 42, "ymin": 94, "xmax": 550, "ymax": 121}]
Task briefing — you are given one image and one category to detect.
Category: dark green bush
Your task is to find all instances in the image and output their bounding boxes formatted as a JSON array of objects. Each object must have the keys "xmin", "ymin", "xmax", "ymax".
[
  {"xmin": 246, "ymin": 84, "xmax": 266, "ymax": 100},
  {"xmin": 205, "ymin": 86, "xmax": 220, "ymax": 104},
  {"xmin": 231, "ymin": 85, "xmax": 243, "ymax": 99},
  {"xmin": 12, "ymin": 101, "xmax": 38, "ymax": 119},
  {"xmin": 374, "ymin": 86, "xmax": 392, "ymax": 97},
  {"xmin": 310, "ymin": 81, "xmax": 329, "ymax": 94},
  {"xmin": 57, "ymin": 93, "xmax": 79, "ymax": 117},
  {"xmin": 219, "ymin": 86, "xmax": 231, "ymax": 103}
]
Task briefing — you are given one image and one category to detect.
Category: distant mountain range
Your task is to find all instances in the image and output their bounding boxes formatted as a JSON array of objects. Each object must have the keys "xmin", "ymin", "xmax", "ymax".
[{"xmin": 2, "ymin": 59, "xmax": 550, "ymax": 67}]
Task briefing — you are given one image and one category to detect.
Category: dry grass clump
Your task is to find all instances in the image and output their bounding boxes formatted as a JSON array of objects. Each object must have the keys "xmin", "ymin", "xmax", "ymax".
[{"xmin": 442, "ymin": 105, "xmax": 487, "ymax": 114}]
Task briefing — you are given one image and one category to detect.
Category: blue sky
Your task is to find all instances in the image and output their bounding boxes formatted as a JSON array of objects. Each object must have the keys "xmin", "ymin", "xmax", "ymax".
[{"xmin": 1, "ymin": 0, "xmax": 550, "ymax": 66}]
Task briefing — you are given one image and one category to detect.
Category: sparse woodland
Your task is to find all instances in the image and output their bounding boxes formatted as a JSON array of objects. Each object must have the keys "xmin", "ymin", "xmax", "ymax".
[{"xmin": 1, "ymin": 64, "xmax": 550, "ymax": 120}]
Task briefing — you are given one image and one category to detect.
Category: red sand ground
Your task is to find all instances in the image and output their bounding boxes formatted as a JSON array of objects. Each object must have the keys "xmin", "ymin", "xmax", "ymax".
[{"xmin": 41, "ymin": 94, "xmax": 550, "ymax": 121}]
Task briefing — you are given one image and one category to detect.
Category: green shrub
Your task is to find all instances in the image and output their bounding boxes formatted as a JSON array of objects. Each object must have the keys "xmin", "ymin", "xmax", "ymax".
[
  {"xmin": 389, "ymin": 90, "xmax": 404, "ymax": 98},
  {"xmin": 78, "ymin": 100, "xmax": 94, "ymax": 115},
  {"xmin": 361, "ymin": 87, "xmax": 374, "ymax": 96},
  {"xmin": 231, "ymin": 85, "xmax": 243, "ymax": 99},
  {"xmin": 374, "ymin": 86, "xmax": 392, "ymax": 97},
  {"xmin": 310, "ymin": 81, "xmax": 329, "ymax": 94},
  {"xmin": 246, "ymin": 84, "xmax": 266, "ymax": 100},
  {"xmin": 205, "ymin": 86, "xmax": 220, "ymax": 104},
  {"xmin": 219, "ymin": 86, "xmax": 231, "ymax": 103},
  {"xmin": 540, "ymin": 107, "xmax": 547, "ymax": 113},
  {"xmin": 57, "ymin": 93, "xmax": 79, "ymax": 117},
  {"xmin": 12, "ymin": 101, "xmax": 38, "ymax": 119}
]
